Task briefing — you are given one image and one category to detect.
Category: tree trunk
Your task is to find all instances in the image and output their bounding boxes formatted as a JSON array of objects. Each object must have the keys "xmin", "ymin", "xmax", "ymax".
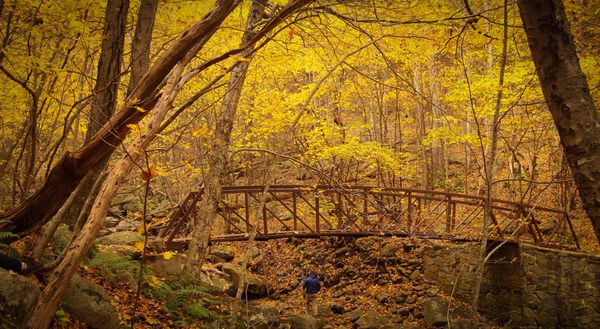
[
  {"xmin": 518, "ymin": 0, "xmax": 600, "ymax": 242},
  {"xmin": 63, "ymin": 0, "xmax": 130, "ymax": 228},
  {"xmin": 127, "ymin": 0, "xmax": 159, "ymax": 96},
  {"xmin": 472, "ymin": 0, "xmax": 509, "ymax": 310},
  {"xmin": 86, "ymin": 0, "xmax": 129, "ymax": 142},
  {"xmin": 186, "ymin": 0, "xmax": 266, "ymax": 270},
  {"xmin": 0, "ymin": 0, "xmax": 238, "ymax": 238}
]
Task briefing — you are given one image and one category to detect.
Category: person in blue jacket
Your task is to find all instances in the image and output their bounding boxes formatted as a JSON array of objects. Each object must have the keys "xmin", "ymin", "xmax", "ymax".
[
  {"xmin": 0, "ymin": 252, "xmax": 27, "ymax": 274},
  {"xmin": 302, "ymin": 271, "xmax": 321, "ymax": 315}
]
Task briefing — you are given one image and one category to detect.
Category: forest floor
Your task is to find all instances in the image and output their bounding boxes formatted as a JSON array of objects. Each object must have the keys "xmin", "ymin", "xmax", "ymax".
[{"xmin": 49, "ymin": 236, "xmax": 495, "ymax": 328}]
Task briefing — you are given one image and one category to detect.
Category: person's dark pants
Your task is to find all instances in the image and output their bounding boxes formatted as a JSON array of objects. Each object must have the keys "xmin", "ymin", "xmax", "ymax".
[{"xmin": 0, "ymin": 252, "xmax": 22, "ymax": 273}]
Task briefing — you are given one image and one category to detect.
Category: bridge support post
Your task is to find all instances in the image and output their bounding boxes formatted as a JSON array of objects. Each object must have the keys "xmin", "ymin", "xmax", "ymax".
[
  {"xmin": 245, "ymin": 192, "xmax": 250, "ymax": 233},
  {"xmin": 408, "ymin": 192, "xmax": 413, "ymax": 231},
  {"xmin": 263, "ymin": 198, "xmax": 268, "ymax": 235},
  {"xmin": 336, "ymin": 192, "xmax": 343, "ymax": 229},
  {"xmin": 293, "ymin": 192, "xmax": 298, "ymax": 231},
  {"xmin": 363, "ymin": 188, "xmax": 368, "ymax": 227},
  {"xmin": 446, "ymin": 196, "xmax": 452, "ymax": 233},
  {"xmin": 315, "ymin": 193, "xmax": 320, "ymax": 233}
]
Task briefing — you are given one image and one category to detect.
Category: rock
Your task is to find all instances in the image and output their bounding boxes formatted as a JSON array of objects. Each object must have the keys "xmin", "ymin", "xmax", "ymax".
[
  {"xmin": 330, "ymin": 304, "xmax": 346, "ymax": 314},
  {"xmin": 287, "ymin": 314, "xmax": 323, "ymax": 329},
  {"xmin": 391, "ymin": 314, "xmax": 404, "ymax": 323},
  {"xmin": 211, "ymin": 248, "xmax": 235, "ymax": 262},
  {"xmin": 248, "ymin": 305, "xmax": 281, "ymax": 329},
  {"xmin": 348, "ymin": 309, "xmax": 362, "ymax": 322},
  {"xmin": 427, "ymin": 287, "xmax": 440, "ymax": 297},
  {"xmin": 99, "ymin": 228, "xmax": 112, "ymax": 236},
  {"xmin": 409, "ymin": 270, "xmax": 421, "ymax": 281},
  {"xmin": 325, "ymin": 276, "xmax": 340, "ymax": 287},
  {"xmin": 395, "ymin": 293, "xmax": 407, "ymax": 304},
  {"xmin": 0, "ymin": 269, "xmax": 40, "ymax": 328},
  {"xmin": 62, "ymin": 274, "xmax": 120, "ymax": 329},
  {"xmin": 413, "ymin": 285, "xmax": 425, "ymax": 292},
  {"xmin": 114, "ymin": 219, "xmax": 139, "ymax": 232},
  {"xmin": 115, "ymin": 270, "xmax": 138, "ymax": 290},
  {"xmin": 423, "ymin": 298, "xmax": 448, "ymax": 327},
  {"xmin": 221, "ymin": 263, "xmax": 268, "ymax": 298},
  {"xmin": 448, "ymin": 318, "xmax": 473, "ymax": 329},
  {"xmin": 104, "ymin": 216, "xmax": 120, "ymax": 228},
  {"xmin": 52, "ymin": 224, "xmax": 74, "ymax": 255},
  {"xmin": 377, "ymin": 294, "xmax": 389, "ymax": 304},
  {"xmin": 146, "ymin": 239, "xmax": 165, "ymax": 252},
  {"xmin": 354, "ymin": 311, "xmax": 390, "ymax": 329},
  {"xmin": 199, "ymin": 271, "xmax": 234, "ymax": 295},
  {"xmin": 397, "ymin": 307, "xmax": 411, "ymax": 316},
  {"xmin": 380, "ymin": 242, "xmax": 398, "ymax": 257},
  {"xmin": 96, "ymin": 231, "xmax": 143, "ymax": 246},
  {"xmin": 145, "ymin": 253, "xmax": 183, "ymax": 277}
]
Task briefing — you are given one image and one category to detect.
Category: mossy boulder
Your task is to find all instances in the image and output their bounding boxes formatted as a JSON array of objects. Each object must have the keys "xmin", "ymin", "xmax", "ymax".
[
  {"xmin": 96, "ymin": 231, "xmax": 143, "ymax": 246},
  {"xmin": 62, "ymin": 274, "xmax": 120, "ymax": 329},
  {"xmin": 0, "ymin": 269, "xmax": 40, "ymax": 328}
]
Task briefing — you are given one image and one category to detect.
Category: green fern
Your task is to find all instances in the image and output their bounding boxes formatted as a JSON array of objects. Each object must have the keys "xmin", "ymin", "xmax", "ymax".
[
  {"xmin": 0, "ymin": 219, "xmax": 17, "ymax": 252},
  {"xmin": 150, "ymin": 275, "xmax": 212, "ymax": 323},
  {"xmin": 185, "ymin": 301, "xmax": 209, "ymax": 320}
]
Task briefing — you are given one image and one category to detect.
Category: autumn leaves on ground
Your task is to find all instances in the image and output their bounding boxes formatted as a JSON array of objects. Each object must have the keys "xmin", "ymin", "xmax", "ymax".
[{"xmin": 45, "ymin": 234, "xmax": 492, "ymax": 328}]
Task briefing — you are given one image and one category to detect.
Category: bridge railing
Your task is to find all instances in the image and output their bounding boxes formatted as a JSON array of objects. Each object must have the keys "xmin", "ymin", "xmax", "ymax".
[{"xmin": 158, "ymin": 185, "xmax": 580, "ymax": 249}]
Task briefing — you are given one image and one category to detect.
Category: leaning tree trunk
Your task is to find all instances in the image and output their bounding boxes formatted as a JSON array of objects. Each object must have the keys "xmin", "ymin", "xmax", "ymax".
[
  {"xmin": 186, "ymin": 0, "xmax": 267, "ymax": 270},
  {"xmin": 0, "ymin": 0, "xmax": 238, "ymax": 238},
  {"xmin": 25, "ymin": 3, "xmax": 240, "ymax": 327},
  {"xmin": 518, "ymin": 0, "xmax": 600, "ymax": 242}
]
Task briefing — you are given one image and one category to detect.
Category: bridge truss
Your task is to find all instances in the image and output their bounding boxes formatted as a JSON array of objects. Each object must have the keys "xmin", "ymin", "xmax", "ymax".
[{"xmin": 155, "ymin": 185, "xmax": 580, "ymax": 250}]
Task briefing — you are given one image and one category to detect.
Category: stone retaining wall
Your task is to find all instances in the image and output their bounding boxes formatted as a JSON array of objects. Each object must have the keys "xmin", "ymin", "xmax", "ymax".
[{"xmin": 423, "ymin": 242, "xmax": 600, "ymax": 328}]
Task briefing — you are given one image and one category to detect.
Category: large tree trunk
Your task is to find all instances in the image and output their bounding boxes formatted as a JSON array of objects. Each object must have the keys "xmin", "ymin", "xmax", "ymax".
[
  {"xmin": 63, "ymin": 0, "xmax": 130, "ymax": 228},
  {"xmin": 186, "ymin": 0, "xmax": 267, "ymax": 270},
  {"xmin": 127, "ymin": 0, "xmax": 159, "ymax": 96},
  {"xmin": 86, "ymin": 0, "xmax": 129, "ymax": 142},
  {"xmin": 518, "ymin": 0, "xmax": 600, "ymax": 242},
  {"xmin": 0, "ymin": 0, "xmax": 238, "ymax": 238}
]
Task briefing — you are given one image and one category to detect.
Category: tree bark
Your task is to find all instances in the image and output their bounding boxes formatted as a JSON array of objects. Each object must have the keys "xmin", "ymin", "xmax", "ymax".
[
  {"xmin": 473, "ymin": 0, "xmax": 509, "ymax": 309},
  {"xmin": 0, "ymin": 0, "xmax": 238, "ymax": 238},
  {"xmin": 186, "ymin": 0, "xmax": 267, "ymax": 270},
  {"xmin": 63, "ymin": 0, "xmax": 129, "ymax": 228},
  {"xmin": 127, "ymin": 0, "xmax": 159, "ymax": 96},
  {"xmin": 85, "ymin": 0, "xmax": 129, "ymax": 142},
  {"xmin": 518, "ymin": 0, "xmax": 600, "ymax": 242}
]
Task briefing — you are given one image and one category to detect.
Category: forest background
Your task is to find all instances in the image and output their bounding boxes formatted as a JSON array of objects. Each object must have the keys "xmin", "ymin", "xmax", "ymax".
[
  {"xmin": 1, "ymin": 0, "xmax": 600, "ymax": 327},
  {"xmin": 1, "ymin": 0, "xmax": 598, "ymax": 247}
]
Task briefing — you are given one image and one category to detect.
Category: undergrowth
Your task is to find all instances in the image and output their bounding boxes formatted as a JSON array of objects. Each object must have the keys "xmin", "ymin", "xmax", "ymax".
[
  {"xmin": 0, "ymin": 219, "xmax": 18, "ymax": 257},
  {"xmin": 150, "ymin": 272, "xmax": 216, "ymax": 326},
  {"xmin": 87, "ymin": 252, "xmax": 237, "ymax": 327}
]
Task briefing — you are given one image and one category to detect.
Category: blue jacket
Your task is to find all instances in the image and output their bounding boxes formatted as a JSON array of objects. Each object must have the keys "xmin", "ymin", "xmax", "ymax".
[{"xmin": 303, "ymin": 272, "xmax": 321, "ymax": 295}]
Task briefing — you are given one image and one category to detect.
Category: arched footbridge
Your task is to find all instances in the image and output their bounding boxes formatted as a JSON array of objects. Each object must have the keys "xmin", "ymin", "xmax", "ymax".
[{"xmin": 153, "ymin": 185, "xmax": 580, "ymax": 250}]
